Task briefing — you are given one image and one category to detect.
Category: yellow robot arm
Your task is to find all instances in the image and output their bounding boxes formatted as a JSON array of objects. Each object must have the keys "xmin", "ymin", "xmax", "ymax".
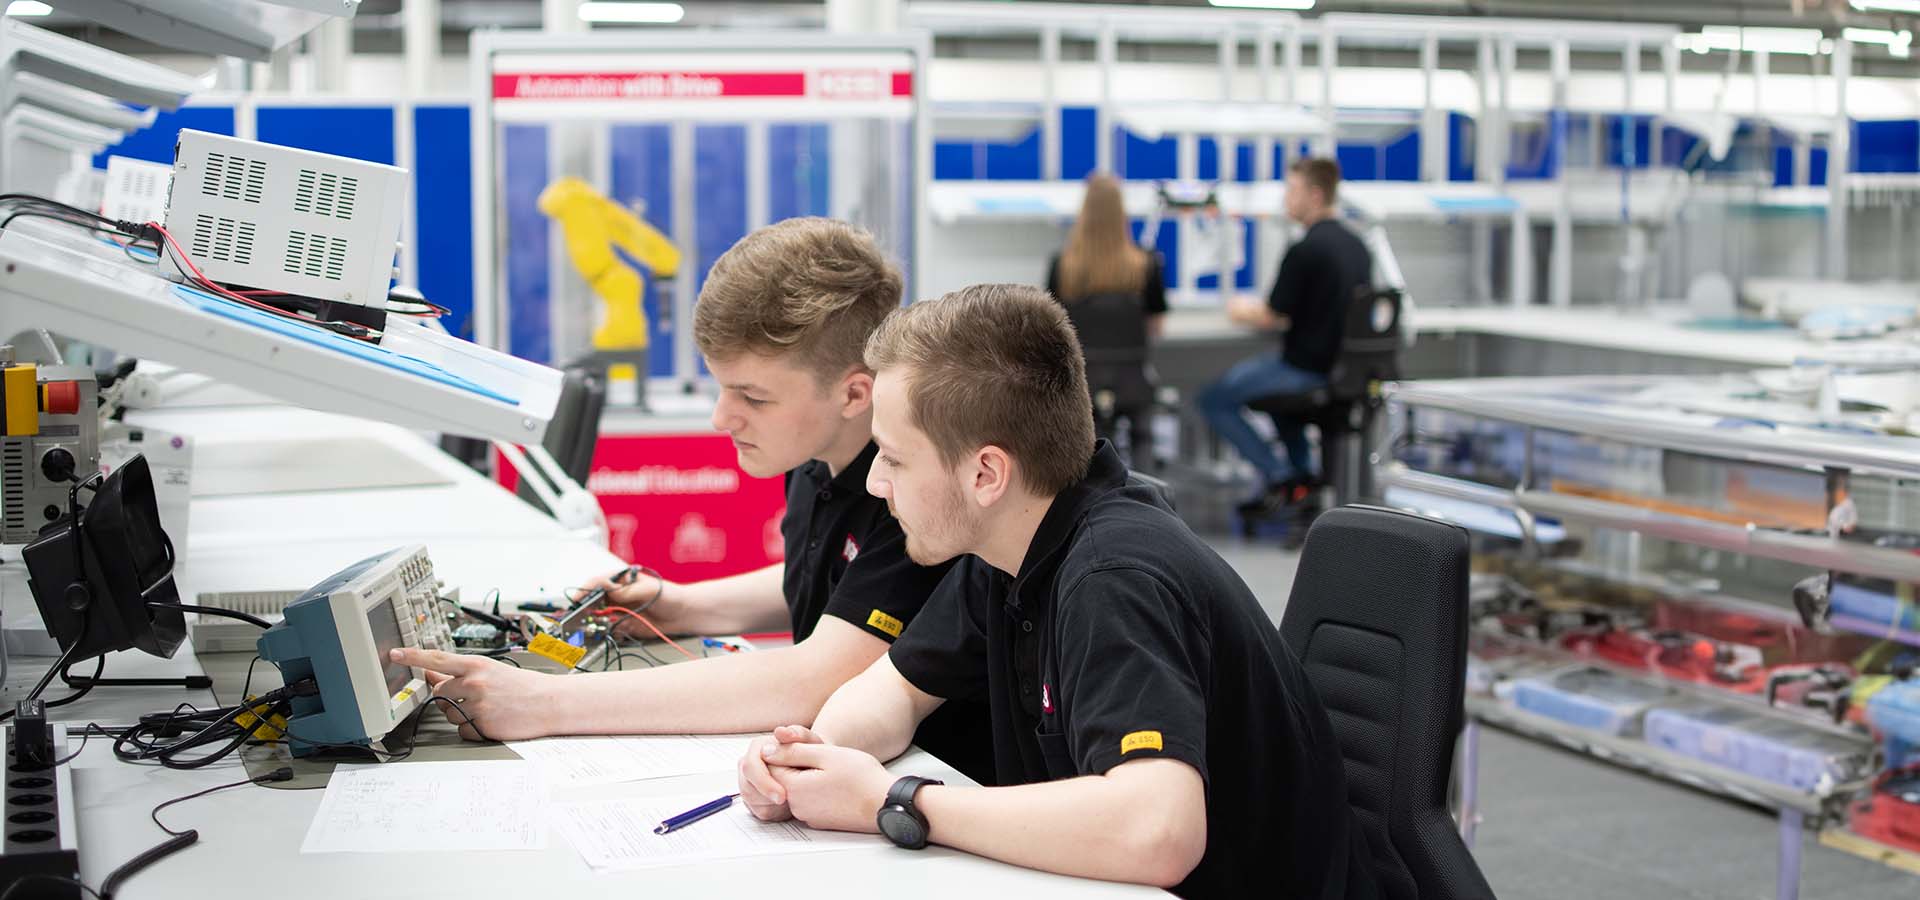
[{"xmin": 537, "ymin": 176, "xmax": 679, "ymax": 351}]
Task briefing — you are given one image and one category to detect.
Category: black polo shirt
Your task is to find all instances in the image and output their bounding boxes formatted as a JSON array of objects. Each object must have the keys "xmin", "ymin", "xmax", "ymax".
[
  {"xmin": 1269, "ymin": 219, "xmax": 1372, "ymax": 375},
  {"xmin": 780, "ymin": 441, "xmax": 995, "ymax": 784},
  {"xmin": 889, "ymin": 442, "xmax": 1378, "ymax": 900}
]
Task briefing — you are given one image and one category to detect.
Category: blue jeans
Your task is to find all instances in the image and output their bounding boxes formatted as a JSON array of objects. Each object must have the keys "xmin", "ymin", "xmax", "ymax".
[{"xmin": 1199, "ymin": 354, "xmax": 1326, "ymax": 485}]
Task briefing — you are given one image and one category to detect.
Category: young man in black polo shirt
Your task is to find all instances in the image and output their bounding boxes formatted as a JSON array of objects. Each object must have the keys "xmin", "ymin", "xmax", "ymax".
[
  {"xmin": 1201, "ymin": 156, "xmax": 1372, "ymax": 515},
  {"xmin": 391, "ymin": 218, "xmax": 990, "ymax": 782},
  {"xmin": 735, "ymin": 284, "xmax": 1379, "ymax": 898}
]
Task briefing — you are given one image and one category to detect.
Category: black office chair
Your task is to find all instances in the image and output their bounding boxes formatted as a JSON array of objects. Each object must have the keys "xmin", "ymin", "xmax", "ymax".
[
  {"xmin": 1246, "ymin": 286, "xmax": 1404, "ymax": 516},
  {"xmin": 1278, "ymin": 505, "xmax": 1495, "ymax": 900},
  {"xmin": 1061, "ymin": 291, "xmax": 1161, "ymax": 469},
  {"xmin": 516, "ymin": 365, "xmax": 607, "ymax": 513}
]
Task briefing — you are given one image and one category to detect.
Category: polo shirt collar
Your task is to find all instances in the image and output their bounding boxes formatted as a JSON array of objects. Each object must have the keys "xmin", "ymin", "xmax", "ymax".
[
  {"xmin": 1008, "ymin": 441, "xmax": 1128, "ymax": 604},
  {"xmin": 805, "ymin": 441, "xmax": 880, "ymax": 495}
]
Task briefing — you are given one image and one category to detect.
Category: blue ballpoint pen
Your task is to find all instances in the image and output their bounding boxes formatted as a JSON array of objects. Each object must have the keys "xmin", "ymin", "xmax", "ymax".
[{"xmin": 653, "ymin": 794, "xmax": 739, "ymax": 835}]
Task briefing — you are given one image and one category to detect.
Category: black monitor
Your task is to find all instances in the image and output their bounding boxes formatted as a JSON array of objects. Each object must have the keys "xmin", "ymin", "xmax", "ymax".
[{"xmin": 21, "ymin": 454, "xmax": 185, "ymax": 664}]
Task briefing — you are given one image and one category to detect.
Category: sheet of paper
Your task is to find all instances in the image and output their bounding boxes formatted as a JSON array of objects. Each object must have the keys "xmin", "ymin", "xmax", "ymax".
[
  {"xmin": 553, "ymin": 793, "xmax": 885, "ymax": 871},
  {"xmin": 300, "ymin": 760, "xmax": 547, "ymax": 854},
  {"xmin": 508, "ymin": 734, "xmax": 755, "ymax": 787}
]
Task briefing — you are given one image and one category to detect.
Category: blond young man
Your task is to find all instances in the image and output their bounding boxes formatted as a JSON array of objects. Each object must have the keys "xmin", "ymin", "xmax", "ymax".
[
  {"xmin": 733, "ymin": 284, "xmax": 1379, "ymax": 899},
  {"xmin": 393, "ymin": 219, "xmax": 991, "ymax": 782}
]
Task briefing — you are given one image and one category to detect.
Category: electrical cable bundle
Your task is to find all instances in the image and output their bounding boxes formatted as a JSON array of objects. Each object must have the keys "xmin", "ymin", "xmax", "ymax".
[{"xmin": 0, "ymin": 193, "xmax": 447, "ymax": 341}]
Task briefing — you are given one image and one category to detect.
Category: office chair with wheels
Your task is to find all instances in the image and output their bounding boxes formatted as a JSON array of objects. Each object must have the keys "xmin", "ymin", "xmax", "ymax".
[
  {"xmin": 1279, "ymin": 505, "xmax": 1496, "ymax": 900},
  {"xmin": 1243, "ymin": 287, "xmax": 1403, "ymax": 537}
]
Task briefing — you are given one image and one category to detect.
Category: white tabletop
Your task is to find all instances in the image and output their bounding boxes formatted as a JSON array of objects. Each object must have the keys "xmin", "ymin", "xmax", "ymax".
[{"xmin": 1160, "ymin": 303, "xmax": 1874, "ymax": 369}]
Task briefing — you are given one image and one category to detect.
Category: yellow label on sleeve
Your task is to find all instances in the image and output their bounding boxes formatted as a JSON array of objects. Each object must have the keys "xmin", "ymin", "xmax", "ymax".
[
  {"xmin": 527, "ymin": 632, "xmax": 589, "ymax": 669},
  {"xmin": 1120, "ymin": 730, "xmax": 1164, "ymax": 755},
  {"xmin": 866, "ymin": 609, "xmax": 905, "ymax": 638}
]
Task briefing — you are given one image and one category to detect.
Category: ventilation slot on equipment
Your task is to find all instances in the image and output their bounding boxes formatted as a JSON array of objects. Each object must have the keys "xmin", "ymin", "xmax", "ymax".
[
  {"xmin": 199, "ymin": 153, "xmax": 267, "ymax": 204},
  {"xmin": 294, "ymin": 169, "xmax": 359, "ymax": 221}
]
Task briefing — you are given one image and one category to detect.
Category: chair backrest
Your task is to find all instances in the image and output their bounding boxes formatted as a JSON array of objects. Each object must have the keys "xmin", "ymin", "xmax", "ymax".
[
  {"xmin": 1326, "ymin": 286, "xmax": 1403, "ymax": 403},
  {"xmin": 517, "ymin": 365, "xmax": 606, "ymax": 510},
  {"xmin": 1278, "ymin": 505, "xmax": 1495, "ymax": 900},
  {"xmin": 1061, "ymin": 291, "xmax": 1149, "ymax": 367}
]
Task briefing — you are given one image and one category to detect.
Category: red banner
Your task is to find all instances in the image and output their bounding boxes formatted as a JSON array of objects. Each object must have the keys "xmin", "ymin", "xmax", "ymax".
[
  {"xmin": 494, "ymin": 70, "xmax": 913, "ymax": 100},
  {"xmin": 498, "ymin": 433, "xmax": 788, "ymax": 583}
]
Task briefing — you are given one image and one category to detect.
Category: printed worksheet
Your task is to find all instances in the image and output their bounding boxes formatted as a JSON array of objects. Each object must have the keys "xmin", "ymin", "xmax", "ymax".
[
  {"xmin": 553, "ymin": 793, "xmax": 886, "ymax": 871},
  {"xmin": 508, "ymin": 734, "xmax": 756, "ymax": 787},
  {"xmin": 301, "ymin": 760, "xmax": 547, "ymax": 853}
]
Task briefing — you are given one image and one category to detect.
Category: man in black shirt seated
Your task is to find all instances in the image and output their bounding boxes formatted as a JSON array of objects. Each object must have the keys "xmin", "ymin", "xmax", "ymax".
[
  {"xmin": 391, "ymin": 218, "xmax": 991, "ymax": 784},
  {"xmin": 1200, "ymin": 157, "xmax": 1372, "ymax": 516},
  {"xmin": 734, "ymin": 284, "xmax": 1380, "ymax": 899}
]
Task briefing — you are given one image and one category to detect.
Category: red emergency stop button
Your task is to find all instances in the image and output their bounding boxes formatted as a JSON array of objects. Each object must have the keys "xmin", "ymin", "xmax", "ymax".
[{"xmin": 41, "ymin": 381, "xmax": 79, "ymax": 415}]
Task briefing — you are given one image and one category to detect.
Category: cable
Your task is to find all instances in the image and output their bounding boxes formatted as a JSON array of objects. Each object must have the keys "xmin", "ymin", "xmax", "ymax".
[
  {"xmin": 98, "ymin": 767, "xmax": 295, "ymax": 900},
  {"xmin": 0, "ymin": 874, "xmax": 102, "ymax": 900},
  {"xmin": 23, "ymin": 612, "xmax": 91, "ymax": 703},
  {"xmin": 598, "ymin": 607, "xmax": 697, "ymax": 660},
  {"xmin": 439, "ymin": 598, "xmax": 515, "ymax": 632},
  {"xmin": 0, "ymin": 654, "xmax": 109, "ymax": 722},
  {"xmin": 150, "ymin": 768, "xmax": 294, "ymax": 837},
  {"xmin": 157, "ymin": 601, "xmax": 274, "ymax": 630},
  {"xmin": 151, "ymin": 223, "xmax": 380, "ymax": 342},
  {"xmin": 48, "ymin": 722, "xmax": 118, "ymax": 767},
  {"xmin": 111, "ymin": 683, "xmax": 304, "ymax": 770}
]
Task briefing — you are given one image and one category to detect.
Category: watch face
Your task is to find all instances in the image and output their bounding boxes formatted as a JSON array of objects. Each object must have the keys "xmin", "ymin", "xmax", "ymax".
[{"xmin": 879, "ymin": 806, "xmax": 926, "ymax": 848}]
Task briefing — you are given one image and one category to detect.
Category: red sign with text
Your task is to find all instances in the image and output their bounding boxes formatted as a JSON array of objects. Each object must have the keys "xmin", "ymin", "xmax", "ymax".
[
  {"xmin": 493, "ymin": 70, "xmax": 913, "ymax": 100},
  {"xmin": 498, "ymin": 434, "xmax": 787, "ymax": 583}
]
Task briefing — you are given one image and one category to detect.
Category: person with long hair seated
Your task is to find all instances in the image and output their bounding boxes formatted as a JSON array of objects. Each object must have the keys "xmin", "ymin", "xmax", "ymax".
[{"xmin": 1045, "ymin": 173, "xmax": 1167, "ymax": 467}]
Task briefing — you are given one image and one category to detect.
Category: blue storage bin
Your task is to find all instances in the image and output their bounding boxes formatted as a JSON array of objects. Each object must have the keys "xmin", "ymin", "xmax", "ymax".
[
  {"xmin": 1511, "ymin": 666, "xmax": 1668, "ymax": 736},
  {"xmin": 1829, "ymin": 582, "xmax": 1920, "ymax": 633}
]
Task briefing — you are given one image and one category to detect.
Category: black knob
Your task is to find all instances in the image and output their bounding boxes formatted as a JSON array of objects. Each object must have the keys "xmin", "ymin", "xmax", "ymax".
[{"xmin": 39, "ymin": 448, "xmax": 75, "ymax": 483}]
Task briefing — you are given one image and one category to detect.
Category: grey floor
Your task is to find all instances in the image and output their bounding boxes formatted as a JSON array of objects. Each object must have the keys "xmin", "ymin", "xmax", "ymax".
[{"xmin": 1207, "ymin": 537, "xmax": 1919, "ymax": 900}]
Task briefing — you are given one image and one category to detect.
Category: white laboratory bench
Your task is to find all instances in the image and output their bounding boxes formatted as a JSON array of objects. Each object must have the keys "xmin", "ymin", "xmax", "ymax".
[{"xmin": 7, "ymin": 399, "xmax": 1163, "ymax": 900}]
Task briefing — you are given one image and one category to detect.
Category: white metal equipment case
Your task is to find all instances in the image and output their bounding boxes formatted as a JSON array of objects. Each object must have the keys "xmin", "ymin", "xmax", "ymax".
[{"xmin": 165, "ymin": 129, "xmax": 406, "ymax": 310}]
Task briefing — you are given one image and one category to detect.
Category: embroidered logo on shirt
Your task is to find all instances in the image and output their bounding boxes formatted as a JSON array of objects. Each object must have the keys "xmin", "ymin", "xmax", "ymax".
[
  {"xmin": 1042, "ymin": 683, "xmax": 1054, "ymax": 714},
  {"xmin": 842, "ymin": 534, "xmax": 860, "ymax": 562},
  {"xmin": 866, "ymin": 609, "xmax": 904, "ymax": 638},
  {"xmin": 1120, "ymin": 730, "xmax": 1164, "ymax": 755}
]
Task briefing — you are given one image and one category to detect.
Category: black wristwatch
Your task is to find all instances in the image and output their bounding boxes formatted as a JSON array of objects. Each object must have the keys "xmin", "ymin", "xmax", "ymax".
[{"xmin": 876, "ymin": 775, "xmax": 942, "ymax": 849}]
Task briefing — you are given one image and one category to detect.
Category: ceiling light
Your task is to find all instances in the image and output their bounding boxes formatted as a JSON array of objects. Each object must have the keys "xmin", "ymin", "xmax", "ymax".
[
  {"xmin": 1844, "ymin": 26, "xmax": 1913, "ymax": 58},
  {"xmin": 578, "ymin": 2, "xmax": 685, "ymax": 24},
  {"xmin": 4, "ymin": 1, "xmax": 52, "ymax": 16},
  {"xmin": 1850, "ymin": 0, "xmax": 1920, "ymax": 13},
  {"xmin": 1675, "ymin": 26, "xmax": 1827, "ymax": 56},
  {"xmin": 1208, "ymin": 0, "xmax": 1316, "ymax": 9}
]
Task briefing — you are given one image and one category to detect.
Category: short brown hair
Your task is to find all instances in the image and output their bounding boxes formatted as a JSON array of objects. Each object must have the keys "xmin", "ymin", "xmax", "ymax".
[
  {"xmin": 694, "ymin": 217, "xmax": 903, "ymax": 382},
  {"xmin": 865, "ymin": 284, "xmax": 1095, "ymax": 495},
  {"xmin": 1289, "ymin": 157, "xmax": 1341, "ymax": 203}
]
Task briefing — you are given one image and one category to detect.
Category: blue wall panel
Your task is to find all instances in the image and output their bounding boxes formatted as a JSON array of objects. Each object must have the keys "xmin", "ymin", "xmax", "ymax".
[
  {"xmin": 1062, "ymin": 106, "xmax": 1097, "ymax": 178},
  {"xmin": 93, "ymin": 106, "xmax": 236, "ymax": 168},
  {"xmin": 1121, "ymin": 131, "xmax": 1177, "ymax": 179},
  {"xmin": 693, "ymin": 125, "xmax": 748, "ymax": 377},
  {"xmin": 1382, "ymin": 130, "xmax": 1420, "ymax": 181},
  {"xmin": 610, "ymin": 124, "xmax": 676, "ymax": 378},
  {"xmin": 769, "ymin": 123, "xmax": 831, "ymax": 221},
  {"xmin": 413, "ymin": 105, "xmax": 474, "ymax": 341},
  {"xmin": 503, "ymin": 125, "xmax": 551, "ymax": 364},
  {"xmin": 1856, "ymin": 119, "xmax": 1919, "ymax": 174},
  {"xmin": 256, "ymin": 106, "xmax": 395, "ymax": 165},
  {"xmin": 933, "ymin": 143, "xmax": 976, "ymax": 179},
  {"xmin": 1335, "ymin": 144, "xmax": 1376, "ymax": 181},
  {"xmin": 1449, "ymin": 112, "xmax": 1476, "ymax": 182},
  {"xmin": 984, "ymin": 129, "xmax": 1041, "ymax": 180}
]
